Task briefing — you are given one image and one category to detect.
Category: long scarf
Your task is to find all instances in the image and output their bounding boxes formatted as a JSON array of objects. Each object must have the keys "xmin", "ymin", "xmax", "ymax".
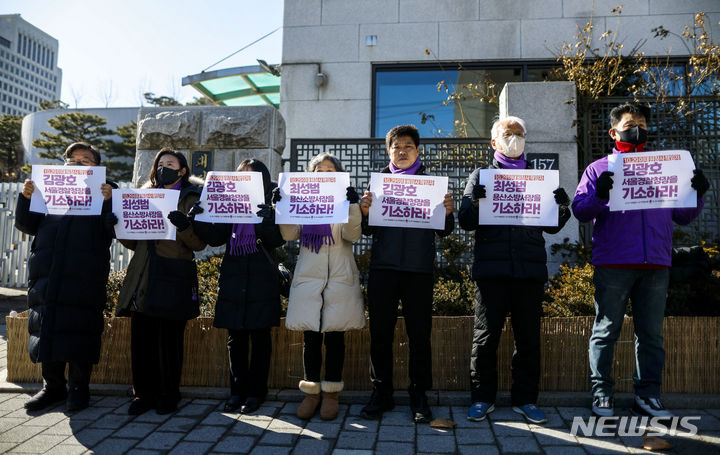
[
  {"xmin": 493, "ymin": 150, "xmax": 526, "ymax": 169},
  {"xmin": 301, "ymin": 224, "xmax": 334, "ymax": 254},
  {"xmin": 389, "ymin": 158, "xmax": 422, "ymax": 175},
  {"xmin": 229, "ymin": 223, "xmax": 258, "ymax": 256}
]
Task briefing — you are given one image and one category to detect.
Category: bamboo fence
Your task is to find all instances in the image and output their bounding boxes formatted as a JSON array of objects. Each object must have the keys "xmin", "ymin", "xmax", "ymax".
[{"xmin": 6, "ymin": 313, "xmax": 720, "ymax": 393}]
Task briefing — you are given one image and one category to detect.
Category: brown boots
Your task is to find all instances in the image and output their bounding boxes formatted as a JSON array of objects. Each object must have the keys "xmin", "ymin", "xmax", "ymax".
[
  {"xmin": 296, "ymin": 380, "xmax": 344, "ymax": 420},
  {"xmin": 296, "ymin": 380, "xmax": 320, "ymax": 419}
]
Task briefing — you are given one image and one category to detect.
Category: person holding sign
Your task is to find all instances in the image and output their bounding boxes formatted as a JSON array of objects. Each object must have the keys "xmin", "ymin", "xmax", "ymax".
[
  {"xmin": 114, "ymin": 148, "xmax": 206, "ymax": 416},
  {"xmin": 359, "ymin": 125, "xmax": 455, "ymax": 423},
  {"xmin": 15, "ymin": 142, "xmax": 116, "ymax": 412},
  {"xmin": 277, "ymin": 153, "xmax": 365, "ymax": 421},
  {"xmin": 572, "ymin": 103, "xmax": 708, "ymax": 419},
  {"xmin": 459, "ymin": 117, "xmax": 571, "ymax": 424},
  {"xmin": 192, "ymin": 158, "xmax": 285, "ymax": 415}
]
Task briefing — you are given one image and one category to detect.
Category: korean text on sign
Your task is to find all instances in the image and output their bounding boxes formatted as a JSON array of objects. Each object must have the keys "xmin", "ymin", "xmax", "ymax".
[
  {"xmin": 275, "ymin": 172, "xmax": 351, "ymax": 225},
  {"xmin": 607, "ymin": 150, "xmax": 697, "ymax": 212},
  {"xmin": 477, "ymin": 169, "xmax": 559, "ymax": 226},
  {"xmin": 368, "ymin": 173, "xmax": 449, "ymax": 230},
  {"xmin": 30, "ymin": 165, "xmax": 106, "ymax": 216},
  {"xmin": 194, "ymin": 171, "xmax": 265, "ymax": 224},
  {"xmin": 112, "ymin": 189, "xmax": 180, "ymax": 240}
]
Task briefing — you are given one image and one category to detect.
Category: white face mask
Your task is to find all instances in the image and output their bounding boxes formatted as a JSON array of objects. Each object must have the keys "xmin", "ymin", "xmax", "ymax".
[{"xmin": 496, "ymin": 134, "xmax": 525, "ymax": 158}]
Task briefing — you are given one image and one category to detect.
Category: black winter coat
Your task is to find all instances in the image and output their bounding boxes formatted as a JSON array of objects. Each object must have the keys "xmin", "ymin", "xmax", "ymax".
[
  {"xmin": 361, "ymin": 166, "xmax": 455, "ymax": 274},
  {"xmin": 14, "ymin": 186, "xmax": 116, "ymax": 364},
  {"xmin": 458, "ymin": 161, "xmax": 570, "ymax": 282},
  {"xmin": 193, "ymin": 184, "xmax": 285, "ymax": 330}
]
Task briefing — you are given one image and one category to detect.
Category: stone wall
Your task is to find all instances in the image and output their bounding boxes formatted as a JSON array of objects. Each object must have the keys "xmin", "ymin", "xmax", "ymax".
[{"xmin": 132, "ymin": 106, "xmax": 285, "ymax": 186}]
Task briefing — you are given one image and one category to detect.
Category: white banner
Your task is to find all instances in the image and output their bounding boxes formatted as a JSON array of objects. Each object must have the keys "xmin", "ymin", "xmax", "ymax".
[
  {"xmin": 607, "ymin": 150, "xmax": 697, "ymax": 211},
  {"xmin": 194, "ymin": 171, "xmax": 264, "ymax": 224},
  {"xmin": 275, "ymin": 172, "xmax": 350, "ymax": 225},
  {"xmin": 112, "ymin": 189, "xmax": 180, "ymax": 240},
  {"xmin": 368, "ymin": 173, "xmax": 448, "ymax": 230},
  {"xmin": 477, "ymin": 169, "xmax": 559, "ymax": 226},
  {"xmin": 30, "ymin": 165, "xmax": 106, "ymax": 216}
]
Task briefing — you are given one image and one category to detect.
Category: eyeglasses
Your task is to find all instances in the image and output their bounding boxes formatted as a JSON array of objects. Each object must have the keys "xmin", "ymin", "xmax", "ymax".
[
  {"xmin": 64, "ymin": 157, "xmax": 96, "ymax": 166},
  {"xmin": 501, "ymin": 131, "xmax": 525, "ymax": 139}
]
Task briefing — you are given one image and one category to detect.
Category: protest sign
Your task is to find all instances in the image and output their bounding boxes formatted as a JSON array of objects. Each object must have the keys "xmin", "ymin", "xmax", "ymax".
[
  {"xmin": 275, "ymin": 172, "xmax": 350, "ymax": 225},
  {"xmin": 607, "ymin": 150, "xmax": 696, "ymax": 211},
  {"xmin": 477, "ymin": 169, "xmax": 559, "ymax": 226},
  {"xmin": 30, "ymin": 165, "xmax": 106, "ymax": 215},
  {"xmin": 112, "ymin": 189, "xmax": 180, "ymax": 240},
  {"xmin": 194, "ymin": 171, "xmax": 264, "ymax": 224},
  {"xmin": 368, "ymin": 173, "xmax": 448, "ymax": 230}
]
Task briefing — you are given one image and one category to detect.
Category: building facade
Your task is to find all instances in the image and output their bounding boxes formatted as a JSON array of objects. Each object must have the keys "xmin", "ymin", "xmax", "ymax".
[{"xmin": 0, "ymin": 14, "xmax": 62, "ymax": 116}]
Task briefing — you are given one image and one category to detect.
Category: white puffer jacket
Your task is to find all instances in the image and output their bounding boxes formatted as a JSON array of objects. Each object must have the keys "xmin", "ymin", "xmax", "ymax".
[{"xmin": 281, "ymin": 204, "xmax": 366, "ymax": 332}]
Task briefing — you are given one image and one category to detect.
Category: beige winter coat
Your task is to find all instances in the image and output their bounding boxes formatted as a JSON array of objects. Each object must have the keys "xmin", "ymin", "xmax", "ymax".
[{"xmin": 280, "ymin": 204, "xmax": 366, "ymax": 332}]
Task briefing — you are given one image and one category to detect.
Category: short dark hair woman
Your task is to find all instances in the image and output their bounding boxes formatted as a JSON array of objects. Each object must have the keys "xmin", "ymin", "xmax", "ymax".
[
  {"xmin": 192, "ymin": 158, "xmax": 285, "ymax": 414},
  {"xmin": 114, "ymin": 148, "xmax": 207, "ymax": 416}
]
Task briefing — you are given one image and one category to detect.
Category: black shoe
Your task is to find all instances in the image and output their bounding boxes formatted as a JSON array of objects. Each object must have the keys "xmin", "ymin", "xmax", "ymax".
[
  {"xmin": 240, "ymin": 396, "xmax": 263, "ymax": 414},
  {"xmin": 128, "ymin": 398, "xmax": 154, "ymax": 416},
  {"xmin": 24, "ymin": 387, "xmax": 67, "ymax": 411},
  {"xmin": 409, "ymin": 387, "xmax": 432, "ymax": 424},
  {"xmin": 360, "ymin": 387, "xmax": 395, "ymax": 420},
  {"xmin": 156, "ymin": 397, "xmax": 179, "ymax": 415},
  {"xmin": 66, "ymin": 386, "xmax": 90, "ymax": 412},
  {"xmin": 224, "ymin": 395, "xmax": 244, "ymax": 412}
]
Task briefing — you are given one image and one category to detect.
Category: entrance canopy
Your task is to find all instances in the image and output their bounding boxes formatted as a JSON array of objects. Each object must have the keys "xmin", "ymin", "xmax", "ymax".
[{"xmin": 182, "ymin": 65, "xmax": 280, "ymax": 107}]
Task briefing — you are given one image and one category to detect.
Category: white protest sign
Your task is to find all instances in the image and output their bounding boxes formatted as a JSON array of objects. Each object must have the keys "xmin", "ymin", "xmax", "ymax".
[
  {"xmin": 30, "ymin": 165, "xmax": 106, "ymax": 216},
  {"xmin": 194, "ymin": 171, "xmax": 264, "ymax": 224},
  {"xmin": 112, "ymin": 188, "xmax": 180, "ymax": 240},
  {"xmin": 477, "ymin": 169, "xmax": 559, "ymax": 226},
  {"xmin": 607, "ymin": 150, "xmax": 696, "ymax": 211},
  {"xmin": 368, "ymin": 173, "xmax": 448, "ymax": 230},
  {"xmin": 275, "ymin": 172, "xmax": 350, "ymax": 225}
]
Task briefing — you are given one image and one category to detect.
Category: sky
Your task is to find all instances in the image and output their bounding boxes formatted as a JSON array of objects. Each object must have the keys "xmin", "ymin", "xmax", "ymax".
[{"xmin": 1, "ymin": 0, "xmax": 284, "ymax": 108}]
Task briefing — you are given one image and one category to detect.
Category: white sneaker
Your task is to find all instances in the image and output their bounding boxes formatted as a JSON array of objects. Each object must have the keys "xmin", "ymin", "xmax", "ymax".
[{"xmin": 632, "ymin": 396, "xmax": 674, "ymax": 419}]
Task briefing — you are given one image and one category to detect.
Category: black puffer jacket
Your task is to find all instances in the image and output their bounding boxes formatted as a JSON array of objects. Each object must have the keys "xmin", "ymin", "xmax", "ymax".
[
  {"xmin": 193, "ymin": 184, "xmax": 285, "ymax": 330},
  {"xmin": 361, "ymin": 166, "xmax": 455, "ymax": 274},
  {"xmin": 459, "ymin": 161, "xmax": 570, "ymax": 282},
  {"xmin": 14, "ymin": 186, "xmax": 116, "ymax": 364}
]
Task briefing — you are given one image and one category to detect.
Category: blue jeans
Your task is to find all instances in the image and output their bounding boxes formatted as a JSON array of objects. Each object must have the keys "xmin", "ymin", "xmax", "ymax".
[{"xmin": 589, "ymin": 267, "xmax": 669, "ymax": 398}]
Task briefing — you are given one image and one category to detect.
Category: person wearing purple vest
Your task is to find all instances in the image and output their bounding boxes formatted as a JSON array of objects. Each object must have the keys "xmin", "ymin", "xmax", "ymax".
[{"xmin": 572, "ymin": 102, "xmax": 709, "ymax": 418}]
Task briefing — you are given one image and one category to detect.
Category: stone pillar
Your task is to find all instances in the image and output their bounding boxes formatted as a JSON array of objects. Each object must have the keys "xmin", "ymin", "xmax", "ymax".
[
  {"xmin": 499, "ymin": 81, "xmax": 580, "ymax": 276},
  {"xmin": 132, "ymin": 106, "xmax": 286, "ymax": 187}
]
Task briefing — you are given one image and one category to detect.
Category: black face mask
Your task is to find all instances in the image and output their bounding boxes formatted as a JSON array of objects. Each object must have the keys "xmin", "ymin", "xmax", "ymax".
[
  {"xmin": 616, "ymin": 126, "xmax": 648, "ymax": 145},
  {"xmin": 157, "ymin": 166, "xmax": 181, "ymax": 186}
]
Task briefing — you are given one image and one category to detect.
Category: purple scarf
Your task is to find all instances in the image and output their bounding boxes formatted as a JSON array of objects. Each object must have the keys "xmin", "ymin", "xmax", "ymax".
[
  {"xmin": 389, "ymin": 158, "xmax": 422, "ymax": 175},
  {"xmin": 493, "ymin": 151, "xmax": 526, "ymax": 169},
  {"xmin": 229, "ymin": 224, "xmax": 258, "ymax": 256},
  {"xmin": 301, "ymin": 224, "xmax": 335, "ymax": 254}
]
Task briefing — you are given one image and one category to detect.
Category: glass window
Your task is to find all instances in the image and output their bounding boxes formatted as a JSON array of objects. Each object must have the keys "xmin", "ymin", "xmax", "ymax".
[{"xmin": 374, "ymin": 66, "xmax": 521, "ymax": 138}]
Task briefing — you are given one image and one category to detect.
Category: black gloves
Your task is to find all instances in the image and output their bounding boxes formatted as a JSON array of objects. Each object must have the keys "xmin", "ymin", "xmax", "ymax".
[
  {"xmin": 256, "ymin": 204, "xmax": 274, "ymax": 219},
  {"xmin": 271, "ymin": 187, "xmax": 282, "ymax": 204},
  {"xmin": 347, "ymin": 186, "xmax": 360, "ymax": 203},
  {"xmin": 595, "ymin": 171, "xmax": 614, "ymax": 199},
  {"xmin": 553, "ymin": 188, "xmax": 570, "ymax": 206},
  {"xmin": 691, "ymin": 169, "xmax": 709, "ymax": 198},
  {"xmin": 167, "ymin": 210, "xmax": 191, "ymax": 231},
  {"xmin": 187, "ymin": 201, "xmax": 204, "ymax": 218},
  {"xmin": 471, "ymin": 184, "xmax": 486, "ymax": 207}
]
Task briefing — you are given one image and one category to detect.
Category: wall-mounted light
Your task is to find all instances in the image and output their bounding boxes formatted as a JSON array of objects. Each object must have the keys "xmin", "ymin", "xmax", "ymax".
[
  {"xmin": 365, "ymin": 35, "xmax": 377, "ymax": 46},
  {"xmin": 315, "ymin": 72, "xmax": 328, "ymax": 87}
]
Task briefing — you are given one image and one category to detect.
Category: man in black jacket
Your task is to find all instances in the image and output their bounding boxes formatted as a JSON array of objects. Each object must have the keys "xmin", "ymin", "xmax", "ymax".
[
  {"xmin": 14, "ymin": 142, "xmax": 116, "ymax": 412},
  {"xmin": 459, "ymin": 117, "xmax": 570, "ymax": 424},
  {"xmin": 359, "ymin": 125, "xmax": 455, "ymax": 423}
]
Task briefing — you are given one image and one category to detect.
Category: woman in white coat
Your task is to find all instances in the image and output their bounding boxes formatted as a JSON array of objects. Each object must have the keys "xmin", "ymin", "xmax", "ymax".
[{"xmin": 279, "ymin": 153, "xmax": 366, "ymax": 421}]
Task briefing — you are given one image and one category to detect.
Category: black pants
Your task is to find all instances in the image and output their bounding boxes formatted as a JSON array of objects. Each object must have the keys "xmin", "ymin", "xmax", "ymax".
[
  {"xmin": 303, "ymin": 331, "xmax": 345, "ymax": 383},
  {"xmin": 42, "ymin": 361, "xmax": 93, "ymax": 391},
  {"xmin": 227, "ymin": 328, "xmax": 272, "ymax": 400},
  {"xmin": 131, "ymin": 311, "xmax": 187, "ymax": 403},
  {"xmin": 470, "ymin": 278, "xmax": 544, "ymax": 406},
  {"xmin": 367, "ymin": 269, "xmax": 434, "ymax": 393}
]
